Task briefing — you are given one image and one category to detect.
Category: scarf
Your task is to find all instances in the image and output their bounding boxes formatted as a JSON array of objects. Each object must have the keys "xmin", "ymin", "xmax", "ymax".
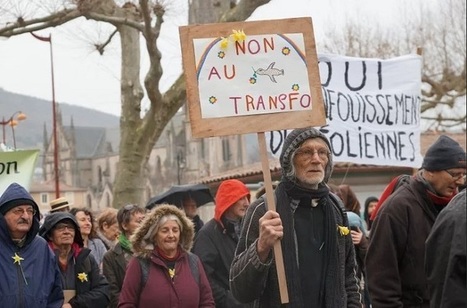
[
  {"xmin": 119, "ymin": 233, "xmax": 132, "ymax": 253},
  {"xmin": 417, "ymin": 171, "xmax": 456, "ymax": 212},
  {"xmin": 275, "ymin": 179, "xmax": 339, "ymax": 308}
]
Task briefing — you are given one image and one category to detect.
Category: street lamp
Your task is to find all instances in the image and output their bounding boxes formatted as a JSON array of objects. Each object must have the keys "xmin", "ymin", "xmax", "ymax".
[
  {"xmin": 0, "ymin": 111, "xmax": 26, "ymax": 149},
  {"xmin": 31, "ymin": 32, "xmax": 60, "ymax": 198}
]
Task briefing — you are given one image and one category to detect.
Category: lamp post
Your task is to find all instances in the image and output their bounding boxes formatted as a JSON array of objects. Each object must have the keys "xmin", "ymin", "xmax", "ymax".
[
  {"xmin": 0, "ymin": 111, "xmax": 26, "ymax": 149},
  {"xmin": 31, "ymin": 32, "xmax": 60, "ymax": 198}
]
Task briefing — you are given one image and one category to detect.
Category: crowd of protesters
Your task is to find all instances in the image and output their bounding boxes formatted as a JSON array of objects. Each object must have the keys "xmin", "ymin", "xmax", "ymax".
[{"xmin": 1, "ymin": 129, "xmax": 465, "ymax": 307}]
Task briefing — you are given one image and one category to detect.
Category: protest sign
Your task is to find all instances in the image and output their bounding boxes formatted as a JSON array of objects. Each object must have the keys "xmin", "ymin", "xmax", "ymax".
[
  {"xmin": 0, "ymin": 149, "xmax": 39, "ymax": 195},
  {"xmin": 179, "ymin": 17, "xmax": 326, "ymax": 138},
  {"xmin": 267, "ymin": 54, "xmax": 423, "ymax": 168}
]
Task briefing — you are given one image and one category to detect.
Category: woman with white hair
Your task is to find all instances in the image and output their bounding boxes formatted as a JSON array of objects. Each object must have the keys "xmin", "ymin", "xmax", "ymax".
[{"xmin": 118, "ymin": 204, "xmax": 214, "ymax": 308}]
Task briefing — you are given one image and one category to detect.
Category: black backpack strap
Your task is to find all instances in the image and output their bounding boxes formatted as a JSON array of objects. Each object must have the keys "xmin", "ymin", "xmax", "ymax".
[
  {"xmin": 137, "ymin": 257, "xmax": 150, "ymax": 290},
  {"xmin": 187, "ymin": 252, "xmax": 200, "ymax": 285}
]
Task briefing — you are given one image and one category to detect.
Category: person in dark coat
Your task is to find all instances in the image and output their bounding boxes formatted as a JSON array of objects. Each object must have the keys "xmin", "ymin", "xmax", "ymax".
[
  {"xmin": 118, "ymin": 204, "xmax": 214, "ymax": 307},
  {"xmin": 363, "ymin": 196, "xmax": 378, "ymax": 232},
  {"xmin": 103, "ymin": 204, "xmax": 145, "ymax": 308},
  {"xmin": 366, "ymin": 135, "xmax": 466, "ymax": 307},
  {"xmin": 230, "ymin": 127, "xmax": 361, "ymax": 307},
  {"xmin": 0, "ymin": 182, "xmax": 64, "ymax": 308},
  {"xmin": 39, "ymin": 212, "xmax": 110, "ymax": 308},
  {"xmin": 193, "ymin": 179, "xmax": 251, "ymax": 308},
  {"xmin": 425, "ymin": 188, "xmax": 466, "ymax": 307},
  {"xmin": 182, "ymin": 195, "xmax": 204, "ymax": 235}
]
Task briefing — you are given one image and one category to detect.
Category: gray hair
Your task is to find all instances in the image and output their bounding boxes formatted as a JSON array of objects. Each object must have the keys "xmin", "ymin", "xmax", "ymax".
[{"xmin": 157, "ymin": 214, "xmax": 183, "ymax": 234}]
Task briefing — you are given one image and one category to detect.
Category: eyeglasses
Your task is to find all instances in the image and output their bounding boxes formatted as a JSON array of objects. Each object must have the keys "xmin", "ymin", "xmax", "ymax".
[
  {"xmin": 54, "ymin": 223, "xmax": 75, "ymax": 231},
  {"xmin": 295, "ymin": 147, "xmax": 330, "ymax": 162},
  {"xmin": 10, "ymin": 207, "xmax": 36, "ymax": 216},
  {"xmin": 444, "ymin": 170, "xmax": 467, "ymax": 181}
]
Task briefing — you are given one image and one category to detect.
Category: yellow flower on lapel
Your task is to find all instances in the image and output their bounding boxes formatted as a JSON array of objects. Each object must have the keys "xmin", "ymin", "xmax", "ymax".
[
  {"xmin": 337, "ymin": 225, "xmax": 350, "ymax": 236},
  {"xmin": 12, "ymin": 253, "xmax": 24, "ymax": 265},
  {"xmin": 77, "ymin": 272, "xmax": 88, "ymax": 282}
]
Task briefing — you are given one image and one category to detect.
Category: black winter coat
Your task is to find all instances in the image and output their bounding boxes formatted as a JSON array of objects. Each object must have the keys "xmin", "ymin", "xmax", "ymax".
[
  {"xmin": 69, "ymin": 248, "xmax": 110, "ymax": 308},
  {"xmin": 193, "ymin": 218, "xmax": 245, "ymax": 308},
  {"xmin": 366, "ymin": 178, "xmax": 441, "ymax": 307}
]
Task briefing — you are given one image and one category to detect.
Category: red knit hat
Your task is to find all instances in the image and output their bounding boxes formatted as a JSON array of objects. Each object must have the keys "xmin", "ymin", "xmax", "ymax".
[{"xmin": 214, "ymin": 179, "xmax": 250, "ymax": 222}]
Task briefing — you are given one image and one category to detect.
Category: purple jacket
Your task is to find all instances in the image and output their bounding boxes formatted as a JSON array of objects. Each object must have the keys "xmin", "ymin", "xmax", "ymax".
[
  {"xmin": 118, "ymin": 204, "xmax": 214, "ymax": 308},
  {"xmin": 118, "ymin": 250, "xmax": 214, "ymax": 308}
]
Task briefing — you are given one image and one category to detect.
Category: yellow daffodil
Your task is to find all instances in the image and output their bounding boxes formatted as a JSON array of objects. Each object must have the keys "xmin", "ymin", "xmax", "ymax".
[
  {"xmin": 12, "ymin": 253, "xmax": 24, "ymax": 265},
  {"xmin": 231, "ymin": 29, "xmax": 246, "ymax": 42},
  {"xmin": 337, "ymin": 225, "xmax": 350, "ymax": 236},
  {"xmin": 77, "ymin": 272, "xmax": 88, "ymax": 282},
  {"xmin": 220, "ymin": 37, "xmax": 229, "ymax": 49}
]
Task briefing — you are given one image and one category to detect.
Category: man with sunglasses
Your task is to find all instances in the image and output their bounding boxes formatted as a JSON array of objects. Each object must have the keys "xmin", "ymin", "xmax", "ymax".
[
  {"xmin": 0, "ymin": 182, "xmax": 64, "ymax": 307},
  {"xmin": 367, "ymin": 135, "xmax": 466, "ymax": 307}
]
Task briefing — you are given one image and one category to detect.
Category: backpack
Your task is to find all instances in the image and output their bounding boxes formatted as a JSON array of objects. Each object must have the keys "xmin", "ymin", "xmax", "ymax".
[
  {"xmin": 370, "ymin": 174, "xmax": 412, "ymax": 221},
  {"xmin": 137, "ymin": 252, "xmax": 200, "ymax": 291}
]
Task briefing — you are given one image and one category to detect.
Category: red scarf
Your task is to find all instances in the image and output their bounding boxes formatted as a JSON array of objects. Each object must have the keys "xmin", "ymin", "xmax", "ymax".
[
  {"xmin": 426, "ymin": 190, "xmax": 455, "ymax": 207},
  {"xmin": 156, "ymin": 246, "xmax": 181, "ymax": 261}
]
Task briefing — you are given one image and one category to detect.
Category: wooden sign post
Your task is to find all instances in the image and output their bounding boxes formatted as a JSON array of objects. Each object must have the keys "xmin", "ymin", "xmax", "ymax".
[{"xmin": 179, "ymin": 17, "xmax": 326, "ymax": 303}]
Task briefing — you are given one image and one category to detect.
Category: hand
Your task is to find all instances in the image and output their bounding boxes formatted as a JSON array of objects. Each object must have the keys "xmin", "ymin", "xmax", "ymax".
[
  {"xmin": 257, "ymin": 210, "xmax": 283, "ymax": 262},
  {"xmin": 62, "ymin": 303, "xmax": 72, "ymax": 308},
  {"xmin": 350, "ymin": 228, "xmax": 363, "ymax": 245}
]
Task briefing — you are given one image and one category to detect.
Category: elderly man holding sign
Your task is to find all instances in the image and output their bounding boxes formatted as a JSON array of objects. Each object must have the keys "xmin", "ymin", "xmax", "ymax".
[{"xmin": 229, "ymin": 127, "xmax": 361, "ymax": 307}]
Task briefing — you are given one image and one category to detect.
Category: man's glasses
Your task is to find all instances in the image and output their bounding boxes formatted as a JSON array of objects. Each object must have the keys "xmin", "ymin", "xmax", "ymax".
[
  {"xmin": 295, "ymin": 147, "xmax": 330, "ymax": 162},
  {"xmin": 444, "ymin": 170, "xmax": 467, "ymax": 181},
  {"xmin": 10, "ymin": 207, "xmax": 36, "ymax": 216}
]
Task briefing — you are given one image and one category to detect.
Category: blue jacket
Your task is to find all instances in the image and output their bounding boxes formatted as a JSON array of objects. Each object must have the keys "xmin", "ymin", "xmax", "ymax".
[{"xmin": 0, "ymin": 182, "xmax": 64, "ymax": 308}]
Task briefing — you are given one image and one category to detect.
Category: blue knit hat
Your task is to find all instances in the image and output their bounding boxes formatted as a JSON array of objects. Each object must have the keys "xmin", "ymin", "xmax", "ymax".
[{"xmin": 421, "ymin": 135, "xmax": 466, "ymax": 171}]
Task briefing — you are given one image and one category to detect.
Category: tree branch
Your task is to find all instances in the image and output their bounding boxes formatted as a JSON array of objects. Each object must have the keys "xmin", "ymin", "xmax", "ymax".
[
  {"xmin": 219, "ymin": 0, "xmax": 271, "ymax": 22},
  {"xmin": 85, "ymin": 11, "xmax": 144, "ymax": 31},
  {"xmin": 0, "ymin": 8, "xmax": 82, "ymax": 37}
]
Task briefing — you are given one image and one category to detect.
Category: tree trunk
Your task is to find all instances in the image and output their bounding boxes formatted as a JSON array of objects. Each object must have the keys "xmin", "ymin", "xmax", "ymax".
[{"xmin": 112, "ymin": 24, "xmax": 147, "ymax": 207}]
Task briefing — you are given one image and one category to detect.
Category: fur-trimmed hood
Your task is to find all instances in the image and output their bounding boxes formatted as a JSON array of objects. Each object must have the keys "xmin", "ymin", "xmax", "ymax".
[{"xmin": 130, "ymin": 204, "xmax": 194, "ymax": 258}]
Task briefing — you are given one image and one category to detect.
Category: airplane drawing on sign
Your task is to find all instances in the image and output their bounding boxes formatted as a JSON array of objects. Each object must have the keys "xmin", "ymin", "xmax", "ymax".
[{"xmin": 254, "ymin": 62, "xmax": 284, "ymax": 83}]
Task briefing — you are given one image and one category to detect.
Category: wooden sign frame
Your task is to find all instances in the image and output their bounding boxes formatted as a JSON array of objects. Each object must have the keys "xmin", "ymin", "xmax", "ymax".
[{"xmin": 179, "ymin": 17, "xmax": 326, "ymax": 138}]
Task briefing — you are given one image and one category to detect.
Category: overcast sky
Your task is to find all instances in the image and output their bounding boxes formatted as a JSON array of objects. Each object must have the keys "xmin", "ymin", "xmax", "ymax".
[{"xmin": 0, "ymin": 0, "xmax": 431, "ymax": 116}]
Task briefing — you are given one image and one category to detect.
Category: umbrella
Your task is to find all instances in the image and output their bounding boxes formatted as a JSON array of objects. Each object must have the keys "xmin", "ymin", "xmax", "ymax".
[{"xmin": 146, "ymin": 183, "xmax": 214, "ymax": 210}]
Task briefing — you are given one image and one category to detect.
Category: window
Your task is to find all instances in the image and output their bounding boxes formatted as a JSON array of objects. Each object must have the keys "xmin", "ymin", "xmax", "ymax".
[
  {"xmin": 222, "ymin": 138, "xmax": 231, "ymax": 162},
  {"xmin": 40, "ymin": 193, "xmax": 48, "ymax": 205}
]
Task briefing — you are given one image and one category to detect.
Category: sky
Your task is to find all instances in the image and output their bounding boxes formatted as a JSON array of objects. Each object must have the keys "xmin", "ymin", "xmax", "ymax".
[{"xmin": 0, "ymin": 0, "xmax": 431, "ymax": 117}]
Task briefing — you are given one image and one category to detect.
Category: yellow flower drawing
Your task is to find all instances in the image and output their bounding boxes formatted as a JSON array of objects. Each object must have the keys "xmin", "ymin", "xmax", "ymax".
[
  {"xmin": 77, "ymin": 272, "xmax": 88, "ymax": 282},
  {"xmin": 12, "ymin": 253, "xmax": 24, "ymax": 265},
  {"xmin": 337, "ymin": 225, "xmax": 350, "ymax": 236}
]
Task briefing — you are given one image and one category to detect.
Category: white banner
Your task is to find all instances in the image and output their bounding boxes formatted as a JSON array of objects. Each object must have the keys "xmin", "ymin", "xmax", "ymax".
[
  {"xmin": 267, "ymin": 54, "xmax": 423, "ymax": 168},
  {"xmin": 0, "ymin": 149, "xmax": 40, "ymax": 195}
]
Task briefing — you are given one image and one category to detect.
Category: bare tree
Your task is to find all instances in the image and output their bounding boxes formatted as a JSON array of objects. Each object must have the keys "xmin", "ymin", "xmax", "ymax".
[
  {"xmin": 0, "ymin": 0, "xmax": 270, "ymax": 207},
  {"xmin": 322, "ymin": 0, "xmax": 466, "ymax": 131}
]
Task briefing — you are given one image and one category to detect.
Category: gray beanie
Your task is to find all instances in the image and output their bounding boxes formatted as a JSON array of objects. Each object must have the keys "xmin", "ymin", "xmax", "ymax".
[
  {"xmin": 421, "ymin": 135, "xmax": 466, "ymax": 171},
  {"xmin": 280, "ymin": 127, "xmax": 333, "ymax": 183}
]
